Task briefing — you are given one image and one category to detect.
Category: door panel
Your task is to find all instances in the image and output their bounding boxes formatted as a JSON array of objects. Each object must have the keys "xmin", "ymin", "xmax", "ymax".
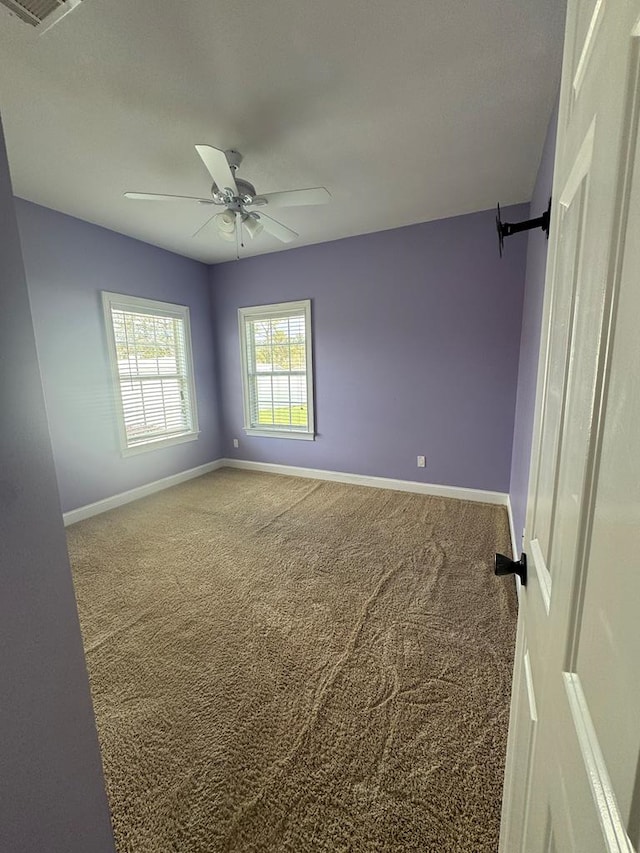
[
  {"xmin": 532, "ymin": 167, "xmax": 587, "ymax": 566},
  {"xmin": 499, "ymin": 620, "xmax": 529, "ymax": 852},
  {"xmin": 549, "ymin": 769, "xmax": 577, "ymax": 853},
  {"xmin": 571, "ymin": 0, "xmax": 604, "ymax": 100},
  {"xmin": 561, "ymin": 673, "xmax": 632, "ymax": 851},
  {"xmin": 506, "ymin": 646, "xmax": 538, "ymax": 850},
  {"xmin": 575, "ymin": 104, "xmax": 640, "ymax": 820}
]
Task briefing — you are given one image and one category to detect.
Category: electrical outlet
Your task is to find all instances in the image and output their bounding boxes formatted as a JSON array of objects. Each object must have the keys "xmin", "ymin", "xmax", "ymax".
[
  {"xmin": 233, "ymin": 438, "xmax": 239, "ymax": 448},
  {"xmin": 417, "ymin": 455, "xmax": 426, "ymax": 468}
]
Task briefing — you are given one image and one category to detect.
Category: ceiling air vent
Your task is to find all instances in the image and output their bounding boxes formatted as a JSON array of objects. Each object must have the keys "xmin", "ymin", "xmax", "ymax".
[{"xmin": 1, "ymin": 0, "xmax": 81, "ymax": 32}]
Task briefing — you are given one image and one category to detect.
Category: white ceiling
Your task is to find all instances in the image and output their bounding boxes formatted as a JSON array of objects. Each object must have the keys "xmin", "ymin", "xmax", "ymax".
[{"xmin": 0, "ymin": 0, "xmax": 565, "ymax": 263}]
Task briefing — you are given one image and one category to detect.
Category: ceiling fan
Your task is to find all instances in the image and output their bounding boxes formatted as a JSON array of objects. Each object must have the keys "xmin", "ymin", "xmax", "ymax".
[{"xmin": 124, "ymin": 145, "xmax": 331, "ymax": 250}]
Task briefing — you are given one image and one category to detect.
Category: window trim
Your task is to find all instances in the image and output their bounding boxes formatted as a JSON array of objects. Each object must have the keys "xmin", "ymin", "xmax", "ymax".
[
  {"xmin": 238, "ymin": 299, "xmax": 315, "ymax": 440},
  {"xmin": 102, "ymin": 291, "xmax": 200, "ymax": 456}
]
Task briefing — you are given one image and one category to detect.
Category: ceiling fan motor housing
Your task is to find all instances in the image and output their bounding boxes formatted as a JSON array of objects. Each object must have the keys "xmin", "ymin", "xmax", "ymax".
[
  {"xmin": 234, "ymin": 178, "xmax": 257, "ymax": 199},
  {"xmin": 211, "ymin": 178, "xmax": 256, "ymax": 207}
]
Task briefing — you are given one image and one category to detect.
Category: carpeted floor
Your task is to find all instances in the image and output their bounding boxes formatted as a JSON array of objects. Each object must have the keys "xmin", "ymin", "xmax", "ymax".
[{"xmin": 67, "ymin": 468, "xmax": 517, "ymax": 853}]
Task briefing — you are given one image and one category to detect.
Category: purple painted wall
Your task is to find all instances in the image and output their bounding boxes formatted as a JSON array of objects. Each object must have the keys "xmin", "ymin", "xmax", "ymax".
[
  {"xmin": 509, "ymin": 101, "xmax": 559, "ymax": 550},
  {"xmin": 15, "ymin": 200, "xmax": 222, "ymax": 513},
  {"xmin": 0, "ymin": 118, "xmax": 115, "ymax": 852},
  {"xmin": 211, "ymin": 205, "xmax": 529, "ymax": 493}
]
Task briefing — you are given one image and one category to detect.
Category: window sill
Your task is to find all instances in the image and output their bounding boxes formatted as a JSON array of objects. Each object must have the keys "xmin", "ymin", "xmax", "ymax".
[
  {"xmin": 243, "ymin": 428, "xmax": 315, "ymax": 441},
  {"xmin": 121, "ymin": 431, "xmax": 200, "ymax": 457}
]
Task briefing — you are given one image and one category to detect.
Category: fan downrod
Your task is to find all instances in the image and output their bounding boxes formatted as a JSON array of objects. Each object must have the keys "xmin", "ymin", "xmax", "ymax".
[{"xmin": 224, "ymin": 149, "xmax": 243, "ymax": 172}]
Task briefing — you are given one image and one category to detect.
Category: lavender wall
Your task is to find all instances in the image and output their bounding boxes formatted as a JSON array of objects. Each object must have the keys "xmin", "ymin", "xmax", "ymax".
[
  {"xmin": 0, "ymin": 118, "xmax": 115, "ymax": 852},
  {"xmin": 211, "ymin": 205, "xmax": 529, "ymax": 493},
  {"xmin": 509, "ymin": 102, "xmax": 559, "ymax": 551},
  {"xmin": 16, "ymin": 200, "xmax": 222, "ymax": 513}
]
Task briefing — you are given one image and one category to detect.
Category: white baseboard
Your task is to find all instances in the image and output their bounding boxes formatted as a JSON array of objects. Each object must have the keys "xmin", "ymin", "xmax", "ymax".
[
  {"xmin": 64, "ymin": 457, "xmax": 510, "ymax": 527},
  {"xmin": 63, "ymin": 459, "xmax": 225, "ymax": 526},
  {"xmin": 220, "ymin": 458, "xmax": 509, "ymax": 506}
]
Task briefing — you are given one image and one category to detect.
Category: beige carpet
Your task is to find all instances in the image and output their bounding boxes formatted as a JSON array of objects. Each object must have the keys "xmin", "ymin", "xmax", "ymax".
[{"xmin": 67, "ymin": 468, "xmax": 517, "ymax": 853}]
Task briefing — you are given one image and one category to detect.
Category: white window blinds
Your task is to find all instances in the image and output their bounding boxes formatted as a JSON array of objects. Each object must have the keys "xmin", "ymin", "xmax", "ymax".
[
  {"xmin": 239, "ymin": 300, "xmax": 314, "ymax": 439},
  {"xmin": 102, "ymin": 293, "xmax": 199, "ymax": 452}
]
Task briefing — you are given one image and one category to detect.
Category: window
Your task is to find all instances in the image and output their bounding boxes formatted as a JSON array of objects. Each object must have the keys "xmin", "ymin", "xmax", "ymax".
[
  {"xmin": 102, "ymin": 292, "xmax": 199, "ymax": 454},
  {"xmin": 239, "ymin": 300, "xmax": 314, "ymax": 440}
]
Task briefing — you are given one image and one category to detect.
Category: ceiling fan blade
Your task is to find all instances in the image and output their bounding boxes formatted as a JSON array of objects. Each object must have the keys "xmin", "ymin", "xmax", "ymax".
[
  {"xmin": 258, "ymin": 212, "xmax": 298, "ymax": 243},
  {"xmin": 250, "ymin": 187, "xmax": 331, "ymax": 208},
  {"xmin": 195, "ymin": 145, "xmax": 238, "ymax": 195},
  {"xmin": 192, "ymin": 213, "xmax": 218, "ymax": 238},
  {"xmin": 124, "ymin": 192, "xmax": 215, "ymax": 203}
]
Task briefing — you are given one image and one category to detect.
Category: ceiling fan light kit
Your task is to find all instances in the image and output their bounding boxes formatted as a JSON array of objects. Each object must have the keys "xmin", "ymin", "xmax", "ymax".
[
  {"xmin": 215, "ymin": 210, "xmax": 236, "ymax": 234},
  {"xmin": 124, "ymin": 145, "xmax": 331, "ymax": 256},
  {"xmin": 242, "ymin": 214, "xmax": 263, "ymax": 240}
]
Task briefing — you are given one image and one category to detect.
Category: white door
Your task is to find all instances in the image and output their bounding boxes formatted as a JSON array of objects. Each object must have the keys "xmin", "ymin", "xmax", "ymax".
[{"xmin": 499, "ymin": 0, "xmax": 640, "ymax": 851}]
